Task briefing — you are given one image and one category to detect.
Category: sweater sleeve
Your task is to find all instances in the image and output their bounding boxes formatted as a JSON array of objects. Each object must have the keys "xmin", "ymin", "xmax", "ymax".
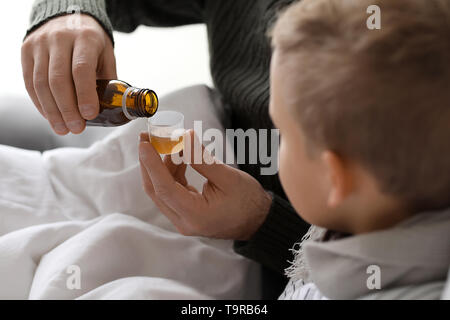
[
  {"xmin": 26, "ymin": 0, "xmax": 114, "ymax": 42},
  {"xmin": 233, "ymin": 192, "xmax": 311, "ymax": 275},
  {"xmin": 26, "ymin": 0, "xmax": 205, "ymax": 44},
  {"xmin": 105, "ymin": 0, "xmax": 205, "ymax": 32}
]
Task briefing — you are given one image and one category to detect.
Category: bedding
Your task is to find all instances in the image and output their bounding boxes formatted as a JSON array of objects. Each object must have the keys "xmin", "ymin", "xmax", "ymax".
[{"xmin": 0, "ymin": 85, "xmax": 261, "ymax": 299}]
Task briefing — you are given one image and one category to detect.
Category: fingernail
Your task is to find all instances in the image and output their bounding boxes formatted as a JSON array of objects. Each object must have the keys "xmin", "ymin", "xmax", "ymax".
[
  {"xmin": 80, "ymin": 105, "xmax": 96, "ymax": 118},
  {"xmin": 67, "ymin": 120, "xmax": 84, "ymax": 132},
  {"xmin": 53, "ymin": 123, "xmax": 68, "ymax": 134}
]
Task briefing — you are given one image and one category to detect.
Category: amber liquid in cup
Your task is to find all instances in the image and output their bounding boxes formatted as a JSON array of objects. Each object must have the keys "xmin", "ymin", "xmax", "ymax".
[
  {"xmin": 148, "ymin": 111, "xmax": 185, "ymax": 155},
  {"xmin": 150, "ymin": 131, "xmax": 184, "ymax": 155}
]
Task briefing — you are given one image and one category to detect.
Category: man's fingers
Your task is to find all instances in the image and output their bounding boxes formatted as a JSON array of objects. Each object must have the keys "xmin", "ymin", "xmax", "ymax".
[
  {"xmin": 48, "ymin": 45, "xmax": 85, "ymax": 134},
  {"xmin": 141, "ymin": 132, "xmax": 188, "ymax": 186},
  {"xmin": 175, "ymin": 163, "xmax": 188, "ymax": 186},
  {"xmin": 21, "ymin": 48, "xmax": 46, "ymax": 119},
  {"xmin": 22, "ymin": 14, "xmax": 116, "ymax": 135},
  {"xmin": 72, "ymin": 38, "xmax": 100, "ymax": 120},
  {"xmin": 139, "ymin": 158, "xmax": 187, "ymax": 231},
  {"xmin": 97, "ymin": 40, "xmax": 117, "ymax": 79},
  {"xmin": 164, "ymin": 154, "xmax": 180, "ymax": 176},
  {"xmin": 139, "ymin": 157, "xmax": 155, "ymax": 196},
  {"xmin": 184, "ymin": 129, "xmax": 234, "ymax": 189},
  {"xmin": 139, "ymin": 136, "xmax": 197, "ymax": 212},
  {"xmin": 139, "ymin": 139, "xmax": 177, "ymax": 197},
  {"xmin": 139, "ymin": 153, "xmax": 180, "ymax": 221},
  {"xmin": 164, "ymin": 154, "xmax": 188, "ymax": 186},
  {"xmin": 33, "ymin": 48, "xmax": 69, "ymax": 135}
]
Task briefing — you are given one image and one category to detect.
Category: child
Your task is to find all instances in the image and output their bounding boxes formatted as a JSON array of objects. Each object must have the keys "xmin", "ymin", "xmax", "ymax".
[{"xmin": 269, "ymin": 0, "xmax": 450, "ymax": 299}]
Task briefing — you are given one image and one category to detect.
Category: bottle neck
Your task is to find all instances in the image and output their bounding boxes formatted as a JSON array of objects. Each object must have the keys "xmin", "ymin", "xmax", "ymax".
[{"xmin": 127, "ymin": 87, "xmax": 159, "ymax": 117}]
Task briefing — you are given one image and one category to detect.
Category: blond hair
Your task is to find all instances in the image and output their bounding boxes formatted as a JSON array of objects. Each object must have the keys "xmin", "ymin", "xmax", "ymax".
[{"xmin": 271, "ymin": 0, "xmax": 450, "ymax": 211}]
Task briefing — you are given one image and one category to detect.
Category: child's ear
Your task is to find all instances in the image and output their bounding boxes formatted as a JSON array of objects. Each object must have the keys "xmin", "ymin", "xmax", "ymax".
[{"xmin": 321, "ymin": 151, "xmax": 353, "ymax": 208}]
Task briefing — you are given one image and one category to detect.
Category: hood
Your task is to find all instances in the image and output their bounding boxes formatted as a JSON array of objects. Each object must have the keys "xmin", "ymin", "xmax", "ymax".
[{"xmin": 304, "ymin": 208, "xmax": 450, "ymax": 299}]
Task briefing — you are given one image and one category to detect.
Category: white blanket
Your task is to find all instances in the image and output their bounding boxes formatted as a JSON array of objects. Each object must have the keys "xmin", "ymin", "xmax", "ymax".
[{"xmin": 0, "ymin": 85, "xmax": 261, "ymax": 300}]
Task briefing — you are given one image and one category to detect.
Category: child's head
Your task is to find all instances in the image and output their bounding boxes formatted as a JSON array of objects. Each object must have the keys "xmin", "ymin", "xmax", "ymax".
[{"xmin": 269, "ymin": 0, "xmax": 450, "ymax": 234}]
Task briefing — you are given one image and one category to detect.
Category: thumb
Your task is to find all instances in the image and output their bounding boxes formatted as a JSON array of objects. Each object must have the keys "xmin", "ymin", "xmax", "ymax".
[{"xmin": 183, "ymin": 129, "xmax": 234, "ymax": 188}]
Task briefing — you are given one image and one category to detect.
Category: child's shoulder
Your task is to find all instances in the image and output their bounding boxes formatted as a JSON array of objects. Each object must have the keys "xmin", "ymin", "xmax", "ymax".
[{"xmin": 359, "ymin": 281, "xmax": 446, "ymax": 300}]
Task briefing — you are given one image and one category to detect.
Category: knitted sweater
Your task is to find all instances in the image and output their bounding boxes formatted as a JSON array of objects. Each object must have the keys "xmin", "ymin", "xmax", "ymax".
[
  {"xmin": 26, "ymin": 0, "xmax": 310, "ymax": 298},
  {"xmin": 280, "ymin": 209, "xmax": 450, "ymax": 300}
]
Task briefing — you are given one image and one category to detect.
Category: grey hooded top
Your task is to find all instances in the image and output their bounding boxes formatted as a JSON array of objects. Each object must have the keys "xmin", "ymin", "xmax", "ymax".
[{"xmin": 281, "ymin": 208, "xmax": 450, "ymax": 300}]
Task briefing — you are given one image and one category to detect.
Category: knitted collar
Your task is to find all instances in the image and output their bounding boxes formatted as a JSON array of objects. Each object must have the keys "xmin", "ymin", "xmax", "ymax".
[{"xmin": 286, "ymin": 208, "xmax": 450, "ymax": 299}]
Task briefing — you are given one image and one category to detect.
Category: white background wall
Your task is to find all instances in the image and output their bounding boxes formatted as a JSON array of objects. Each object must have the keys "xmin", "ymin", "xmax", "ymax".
[{"xmin": 0, "ymin": 1, "xmax": 213, "ymax": 105}]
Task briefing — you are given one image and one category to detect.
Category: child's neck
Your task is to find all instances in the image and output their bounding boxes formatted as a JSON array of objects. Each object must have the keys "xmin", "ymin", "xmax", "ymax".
[{"xmin": 349, "ymin": 200, "xmax": 411, "ymax": 235}]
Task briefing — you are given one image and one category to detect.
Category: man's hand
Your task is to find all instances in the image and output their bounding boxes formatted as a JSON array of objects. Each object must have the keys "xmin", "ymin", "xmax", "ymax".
[
  {"xmin": 138, "ymin": 130, "xmax": 273, "ymax": 241},
  {"xmin": 21, "ymin": 14, "xmax": 117, "ymax": 135}
]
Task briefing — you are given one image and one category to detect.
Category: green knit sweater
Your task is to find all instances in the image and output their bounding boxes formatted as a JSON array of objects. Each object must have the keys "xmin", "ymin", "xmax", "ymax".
[{"xmin": 27, "ymin": 0, "xmax": 310, "ymax": 299}]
